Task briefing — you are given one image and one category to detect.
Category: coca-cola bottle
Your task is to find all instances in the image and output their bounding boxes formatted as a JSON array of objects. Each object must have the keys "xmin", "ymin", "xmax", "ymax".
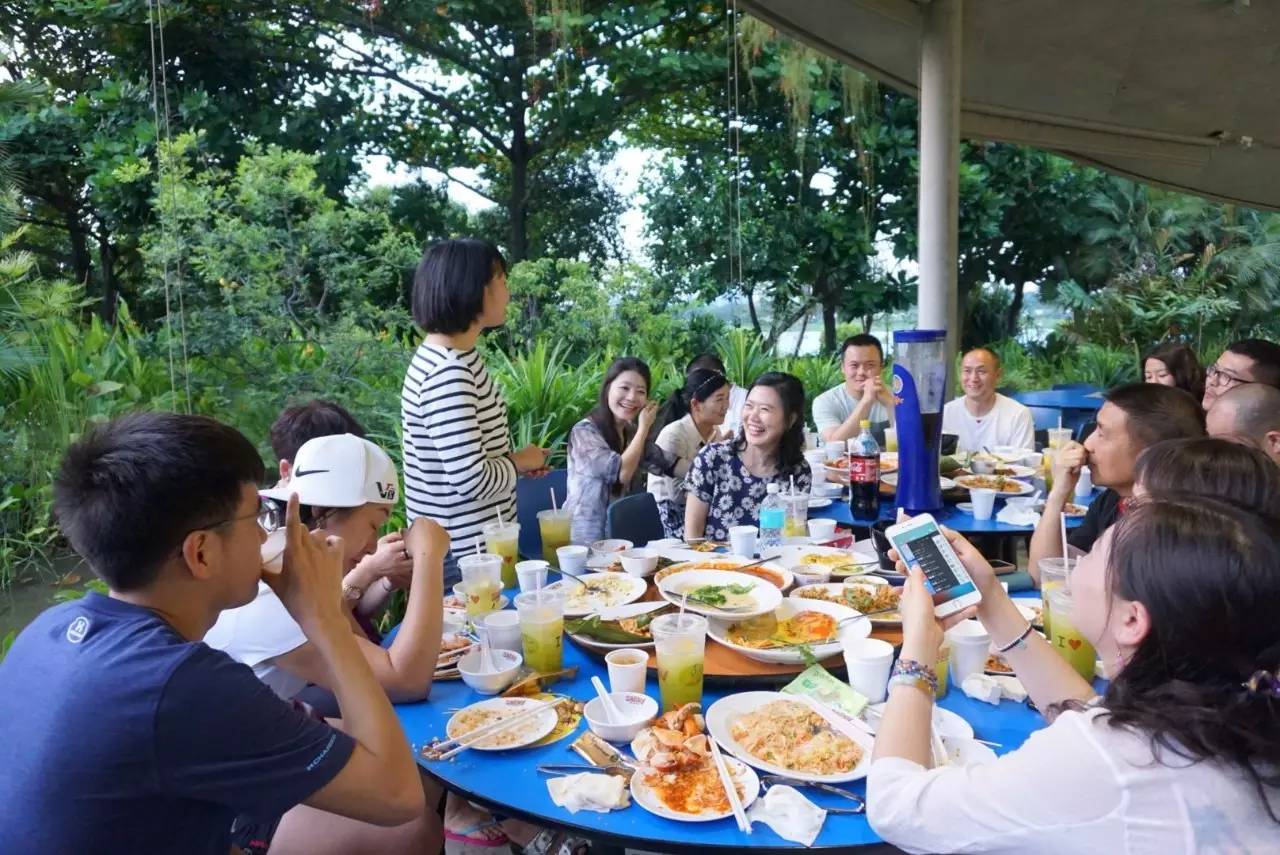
[{"xmin": 848, "ymin": 419, "xmax": 881, "ymax": 520}]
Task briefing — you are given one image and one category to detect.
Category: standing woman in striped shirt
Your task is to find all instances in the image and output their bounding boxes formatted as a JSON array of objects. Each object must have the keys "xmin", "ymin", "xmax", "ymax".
[{"xmin": 401, "ymin": 239, "xmax": 549, "ymax": 583}]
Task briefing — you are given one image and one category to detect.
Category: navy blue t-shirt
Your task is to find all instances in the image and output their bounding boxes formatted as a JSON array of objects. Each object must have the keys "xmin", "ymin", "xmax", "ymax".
[{"xmin": 0, "ymin": 592, "xmax": 355, "ymax": 854}]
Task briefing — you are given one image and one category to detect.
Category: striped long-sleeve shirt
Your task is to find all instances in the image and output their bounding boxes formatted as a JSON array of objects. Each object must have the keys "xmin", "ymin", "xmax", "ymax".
[{"xmin": 401, "ymin": 342, "xmax": 517, "ymax": 549}]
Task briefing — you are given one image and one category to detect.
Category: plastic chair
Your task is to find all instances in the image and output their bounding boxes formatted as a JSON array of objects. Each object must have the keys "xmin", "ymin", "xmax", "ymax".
[
  {"xmin": 1028, "ymin": 406, "xmax": 1063, "ymax": 432},
  {"xmin": 1052, "ymin": 383, "xmax": 1099, "ymax": 392},
  {"xmin": 1076, "ymin": 420, "xmax": 1098, "ymax": 444},
  {"xmin": 515, "ymin": 468, "xmax": 568, "ymax": 560},
  {"xmin": 606, "ymin": 492, "xmax": 665, "ymax": 546}
]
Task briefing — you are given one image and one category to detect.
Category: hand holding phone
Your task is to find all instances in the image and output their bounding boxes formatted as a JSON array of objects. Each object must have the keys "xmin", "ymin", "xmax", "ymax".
[{"xmin": 884, "ymin": 513, "xmax": 983, "ymax": 618}]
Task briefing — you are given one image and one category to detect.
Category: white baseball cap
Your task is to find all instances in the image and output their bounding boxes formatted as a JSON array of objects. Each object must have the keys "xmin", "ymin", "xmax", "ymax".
[{"xmin": 261, "ymin": 433, "xmax": 399, "ymax": 507}]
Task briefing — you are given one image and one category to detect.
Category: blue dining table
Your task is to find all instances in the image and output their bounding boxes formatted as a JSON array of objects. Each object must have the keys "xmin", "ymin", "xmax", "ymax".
[
  {"xmin": 808, "ymin": 493, "xmax": 1092, "ymax": 536},
  {"xmin": 394, "ymin": 602, "xmax": 1062, "ymax": 854}
]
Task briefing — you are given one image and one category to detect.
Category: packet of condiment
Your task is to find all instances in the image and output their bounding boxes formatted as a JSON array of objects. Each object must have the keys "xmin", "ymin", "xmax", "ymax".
[
  {"xmin": 502, "ymin": 666, "xmax": 579, "ymax": 697},
  {"xmin": 569, "ymin": 730, "xmax": 627, "ymax": 767},
  {"xmin": 782, "ymin": 664, "xmax": 869, "ymax": 718}
]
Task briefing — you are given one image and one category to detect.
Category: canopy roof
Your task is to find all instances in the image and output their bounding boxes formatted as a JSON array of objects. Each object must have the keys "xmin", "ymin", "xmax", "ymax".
[{"xmin": 740, "ymin": 0, "xmax": 1280, "ymax": 210}]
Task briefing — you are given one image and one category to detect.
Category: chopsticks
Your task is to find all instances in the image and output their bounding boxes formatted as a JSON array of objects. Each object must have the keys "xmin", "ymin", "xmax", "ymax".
[
  {"xmin": 434, "ymin": 697, "xmax": 566, "ymax": 761},
  {"xmin": 708, "ymin": 738, "xmax": 751, "ymax": 834}
]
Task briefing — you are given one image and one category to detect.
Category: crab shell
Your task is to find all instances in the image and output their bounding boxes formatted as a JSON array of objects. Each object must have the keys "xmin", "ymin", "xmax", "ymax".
[{"xmin": 657, "ymin": 701, "xmax": 702, "ymax": 731}]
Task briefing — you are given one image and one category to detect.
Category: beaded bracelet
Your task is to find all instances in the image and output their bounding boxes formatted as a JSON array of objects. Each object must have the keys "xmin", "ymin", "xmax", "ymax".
[
  {"xmin": 889, "ymin": 658, "xmax": 939, "ymax": 696},
  {"xmin": 994, "ymin": 622, "xmax": 1035, "ymax": 654}
]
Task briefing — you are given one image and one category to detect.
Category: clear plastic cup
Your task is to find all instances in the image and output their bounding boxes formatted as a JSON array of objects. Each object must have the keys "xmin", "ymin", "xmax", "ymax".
[
  {"xmin": 650, "ymin": 613, "xmax": 707, "ymax": 711},
  {"xmin": 1047, "ymin": 427, "xmax": 1073, "ymax": 450},
  {"xmin": 458, "ymin": 553, "xmax": 503, "ymax": 618},
  {"xmin": 1038, "ymin": 556, "xmax": 1077, "ymax": 638},
  {"xmin": 483, "ymin": 521, "xmax": 521, "ymax": 588},
  {"xmin": 1047, "ymin": 585, "xmax": 1097, "ymax": 681},
  {"xmin": 884, "ymin": 427, "xmax": 899, "ymax": 453},
  {"xmin": 537, "ymin": 509, "xmax": 573, "ymax": 566},
  {"xmin": 783, "ymin": 490, "xmax": 810, "ymax": 537},
  {"xmin": 515, "ymin": 588, "xmax": 566, "ymax": 673}
]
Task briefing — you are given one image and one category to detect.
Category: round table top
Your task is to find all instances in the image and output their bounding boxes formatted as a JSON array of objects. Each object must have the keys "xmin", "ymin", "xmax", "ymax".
[
  {"xmin": 395, "ymin": 599, "xmax": 1056, "ymax": 853},
  {"xmin": 809, "ymin": 491, "xmax": 1096, "ymax": 535}
]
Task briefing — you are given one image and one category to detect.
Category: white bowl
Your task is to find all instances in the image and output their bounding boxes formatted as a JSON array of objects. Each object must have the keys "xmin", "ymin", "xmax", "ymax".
[
  {"xmin": 583, "ymin": 691, "xmax": 658, "ymax": 742},
  {"xmin": 789, "ymin": 565, "xmax": 833, "ymax": 587},
  {"xmin": 970, "ymin": 454, "xmax": 998, "ymax": 474},
  {"xmin": 457, "ymin": 648, "xmax": 522, "ymax": 695},
  {"xmin": 590, "ymin": 538, "xmax": 633, "ymax": 559},
  {"xmin": 618, "ymin": 547, "xmax": 659, "ymax": 577},
  {"xmin": 990, "ymin": 446, "xmax": 1035, "ymax": 465},
  {"xmin": 556, "ymin": 545, "xmax": 590, "ymax": 576}
]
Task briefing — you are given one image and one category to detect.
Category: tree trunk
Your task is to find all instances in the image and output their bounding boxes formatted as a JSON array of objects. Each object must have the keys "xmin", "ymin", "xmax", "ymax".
[
  {"xmin": 822, "ymin": 296, "xmax": 838, "ymax": 353},
  {"xmin": 508, "ymin": 36, "xmax": 530, "ymax": 264},
  {"xmin": 97, "ymin": 233, "xmax": 117, "ymax": 324},
  {"xmin": 745, "ymin": 288, "xmax": 764, "ymax": 338},
  {"xmin": 794, "ymin": 311, "xmax": 809, "ymax": 356},
  {"xmin": 62, "ymin": 204, "xmax": 92, "ymax": 289},
  {"xmin": 1005, "ymin": 277, "xmax": 1026, "ymax": 338}
]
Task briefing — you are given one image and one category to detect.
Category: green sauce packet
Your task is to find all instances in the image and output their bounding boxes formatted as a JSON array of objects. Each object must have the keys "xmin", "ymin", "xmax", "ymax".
[{"xmin": 782, "ymin": 664, "xmax": 869, "ymax": 718}]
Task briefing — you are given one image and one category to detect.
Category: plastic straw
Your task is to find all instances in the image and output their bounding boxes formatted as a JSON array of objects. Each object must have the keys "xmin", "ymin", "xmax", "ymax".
[
  {"xmin": 679, "ymin": 591, "xmax": 688, "ymax": 619},
  {"xmin": 497, "ymin": 507, "xmax": 504, "ymax": 526},
  {"xmin": 550, "ymin": 488, "xmax": 558, "ymax": 511},
  {"xmin": 1059, "ymin": 513, "xmax": 1069, "ymax": 563},
  {"xmin": 1057, "ymin": 413, "xmax": 1063, "ymax": 430},
  {"xmin": 790, "ymin": 475, "xmax": 796, "ymax": 496},
  {"xmin": 475, "ymin": 537, "xmax": 482, "ymax": 557}
]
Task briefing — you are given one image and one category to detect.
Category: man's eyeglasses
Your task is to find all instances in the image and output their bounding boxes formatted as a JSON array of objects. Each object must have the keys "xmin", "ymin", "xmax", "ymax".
[
  {"xmin": 174, "ymin": 497, "xmax": 282, "ymax": 557},
  {"xmin": 1207, "ymin": 364, "xmax": 1252, "ymax": 389}
]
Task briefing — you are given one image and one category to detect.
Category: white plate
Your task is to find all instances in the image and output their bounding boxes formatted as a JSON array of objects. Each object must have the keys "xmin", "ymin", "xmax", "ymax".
[
  {"xmin": 881, "ymin": 472, "xmax": 958, "ymax": 490},
  {"xmin": 867, "ymin": 702, "xmax": 973, "ymax": 741},
  {"xmin": 544, "ymin": 572, "xmax": 648, "ymax": 617},
  {"xmin": 944, "ymin": 736, "xmax": 998, "ymax": 766},
  {"xmin": 706, "ymin": 692, "xmax": 875, "ymax": 783},
  {"xmin": 790, "ymin": 582, "xmax": 900, "ymax": 626},
  {"xmin": 566, "ymin": 600, "xmax": 672, "ymax": 652},
  {"xmin": 655, "ymin": 557, "xmax": 794, "ymax": 591},
  {"xmin": 445, "ymin": 697, "xmax": 558, "ymax": 751},
  {"xmin": 629, "ymin": 756, "xmax": 759, "ymax": 822},
  {"xmin": 707, "ymin": 597, "xmax": 869, "ymax": 665},
  {"xmin": 768, "ymin": 544, "xmax": 878, "ymax": 579},
  {"xmin": 657, "ymin": 569, "xmax": 783, "ymax": 619},
  {"xmin": 808, "ymin": 497, "xmax": 833, "ymax": 509},
  {"xmin": 952, "ymin": 475, "xmax": 1035, "ymax": 496}
]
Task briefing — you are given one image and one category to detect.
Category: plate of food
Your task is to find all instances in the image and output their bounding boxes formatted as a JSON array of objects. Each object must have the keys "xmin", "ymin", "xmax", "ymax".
[
  {"xmin": 564, "ymin": 601, "xmax": 674, "ymax": 652},
  {"xmin": 791, "ymin": 582, "xmax": 901, "ymax": 626},
  {"xmin": 654, "ymin": 557, "xmax": 793, "ymax": 591},
  {"xmin": 822, "ymin": 457, "xmax": 851, "ymax": 485},
  {"xmin": 985, "ymin": 651, "xmax": 1015, "ymax": 676},
  {"xmin": 952, "ymin": 474, "xmax": 1035, "ymax": 496},
  {"xmin": 629, "ymin": 704, "xmax": 760, "ymax": 822},
  {"xmin": 544, "ymin": 572, "xmax": 648, "ymax": 617},
  {"xmin": 444, "ymin": 696, "xmax": 559, "ymax": 751},
  {"xmin": 707, "ymin": 597, "xmax": 868, "ymax": 664},
  {"xmin": 771, "ymin": 545, "xmax": 878, "ymax": 579},
  {"xmin": 879, "ymin": 452, "xmax": 899, "ymax": 474},
  {"xmin": 657, "ymin": 569, "xmax": 783, "ymax": 620},
  {"xmin": 706, "ymin": 692, "xmax": 874, "ymax": 783},
  {"xmin": 881, "ymin": 472, "xmax": 958, "ymax": 491}
]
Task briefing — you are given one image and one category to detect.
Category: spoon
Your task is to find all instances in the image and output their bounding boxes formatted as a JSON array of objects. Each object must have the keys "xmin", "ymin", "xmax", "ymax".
[{"xmin": 590, "ymin": 676, "xmax": 625, "ymax": 724}]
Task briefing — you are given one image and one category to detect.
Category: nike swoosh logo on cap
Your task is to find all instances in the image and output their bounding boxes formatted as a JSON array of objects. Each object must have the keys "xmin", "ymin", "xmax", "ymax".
[{"xmin": 294, "ymin": 469, "xmax": 330, "ymax": 477}]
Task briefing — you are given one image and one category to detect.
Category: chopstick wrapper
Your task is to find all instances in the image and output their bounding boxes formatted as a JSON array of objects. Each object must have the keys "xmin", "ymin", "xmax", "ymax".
[
  {"xmin": 547, "ymin": 773, "xmax": 630, "ymax": 814},
  {"xmin": 747, "ymin": 785, "xmax": 826, "ymax": 847}
]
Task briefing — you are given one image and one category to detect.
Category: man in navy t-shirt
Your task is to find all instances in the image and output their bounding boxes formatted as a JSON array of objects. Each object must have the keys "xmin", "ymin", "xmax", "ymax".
[{"xmin": 0, "ymin": 413, "xmax": 430, "ymax": 853}]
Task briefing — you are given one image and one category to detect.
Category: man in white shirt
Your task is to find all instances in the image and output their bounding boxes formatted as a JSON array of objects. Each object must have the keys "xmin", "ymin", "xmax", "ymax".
[
  {"xmin": 813, "ymin": 334, "xmax": 896, "ymax": 443},
  {"xmin": 941, "ymin": 347, "xmax": 1035, "ymax": 452}
]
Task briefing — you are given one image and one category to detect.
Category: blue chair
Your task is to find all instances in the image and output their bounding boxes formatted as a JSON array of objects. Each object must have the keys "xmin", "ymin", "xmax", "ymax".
[
  {"xmin": 515, "ymin": 468, "xmax": 568, "ymax": 560},
  {"xmin": 1028, "ymin": 406, "xmax": 1063, "ymax": 432},
  {"xmin": 1076, "ymin": 420, "xmax": 1098, "ymax": 443},
  {"xmin": 606, "ymin": 492, "xmax": 665, "ymax": 545},
  {"xmin": 1052, "ymin": 383, "xmax": 1099, "ymax": 392}
]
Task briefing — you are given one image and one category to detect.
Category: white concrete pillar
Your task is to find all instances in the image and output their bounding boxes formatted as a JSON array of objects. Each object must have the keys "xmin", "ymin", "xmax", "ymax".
[{"xmin": 917, "ymin": 0, "xmax": 961, "ymax": 360}]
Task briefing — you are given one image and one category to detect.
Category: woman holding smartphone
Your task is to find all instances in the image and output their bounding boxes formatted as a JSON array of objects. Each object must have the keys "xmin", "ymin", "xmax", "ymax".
[
  {"xmin": 867, "ymin": 489, "xmax": 1280, "ymax": 850},
  {"xmin": 683, "ymin": 372, "xmax": 811, "ymax": 542}
]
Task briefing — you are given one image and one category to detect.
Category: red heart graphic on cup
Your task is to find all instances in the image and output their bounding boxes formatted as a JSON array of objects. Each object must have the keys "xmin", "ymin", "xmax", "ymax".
[{"xmin": 1067, "ymin": 638, "xmax": 1082, "ymax": 650}]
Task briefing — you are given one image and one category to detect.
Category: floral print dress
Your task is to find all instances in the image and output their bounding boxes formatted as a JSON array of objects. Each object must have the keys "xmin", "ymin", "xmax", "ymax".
[{"xmin": 684, "ymin": 440, "xmax": 813, "ymax": 542}]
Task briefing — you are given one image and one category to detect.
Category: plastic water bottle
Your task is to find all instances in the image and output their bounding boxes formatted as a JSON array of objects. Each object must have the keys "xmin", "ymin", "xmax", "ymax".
[{"xmin": 759, "ymin": 483, "xmax": 786, "ymax": 549}]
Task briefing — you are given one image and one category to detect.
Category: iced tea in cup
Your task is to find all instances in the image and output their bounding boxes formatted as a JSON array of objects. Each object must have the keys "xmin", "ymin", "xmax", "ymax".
[
  {"xmin": 1047, "ymin": 427, "xmax": 1072, "ymax": 450},
  {"xmin": 783, "ymin": 489, "xmax": 810, "ymax": 537},
  {"xmin": 483, "ymin": 521, "xmax": 521, "ymax": 588},
  {"xmin": 458, "ymin": 553, "xmax": 503, "ymax": 619},
  {"xmin": 883, "ymin": 427, "xmax": 899, "ymax": 453},
  {"xmin": 651, "ymin": 613, "xmax": 707, "ymax": 711},
  {"xmin": 1037, "ymin": 556, "xmax": 1076, "ymax": 638},
  {"xmin": 515, "ymin": 588, "xmax": 566, "ymax": 673},
  {"xmin": 1047, "ymin": 585, "xmax": 1097, "ymax": 681},
  {"xmin": 932, "ymin": 642, "xmax": 951, "ymax": 698},
  {"xmin": 537, "ymin": 509, "xmax": 572, "ymax": 566}
]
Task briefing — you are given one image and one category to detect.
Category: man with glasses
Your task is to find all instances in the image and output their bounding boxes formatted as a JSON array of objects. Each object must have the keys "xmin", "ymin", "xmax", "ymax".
[
  {"xmin": 1201, "ymin": 338, "xmax": 1280, "ymax": 410},
  {"xmin": 0, "ymin": 413, "xmax": 435, "ymax": 854},
  {"xmin": 814, "ymin": 333, "xmax": 897, "ymax": 443},
  {"xmin": 941, "ymin": 347, "xmax": 1035, "ymax": 452}
]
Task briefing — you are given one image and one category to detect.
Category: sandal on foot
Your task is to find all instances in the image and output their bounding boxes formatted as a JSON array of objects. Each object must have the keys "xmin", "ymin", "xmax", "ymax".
[{"xmin": 444, "ymin": 820, "xmax": 510, "ymax": 848}]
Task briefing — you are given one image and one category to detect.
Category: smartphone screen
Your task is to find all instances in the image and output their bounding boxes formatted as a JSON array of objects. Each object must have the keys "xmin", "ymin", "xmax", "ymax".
[{"xmin": 889, "ymin": 519, "xmax": 977, "ymax": 605}]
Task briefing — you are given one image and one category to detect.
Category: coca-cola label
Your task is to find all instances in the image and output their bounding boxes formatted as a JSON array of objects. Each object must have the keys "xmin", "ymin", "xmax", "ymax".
[{"xmin": 849, "ymin": 456, "xmax": 879, "ymax": 484}]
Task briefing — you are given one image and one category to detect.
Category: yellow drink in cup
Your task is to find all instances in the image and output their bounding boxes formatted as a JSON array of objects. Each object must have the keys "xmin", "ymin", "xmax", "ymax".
[
  {"xmin": 651, "ymin": 613, "xmax": 707, "ymax": 711},
  {"xmin": 1047, "ymin": 586, "xmax": 1096, "ymax": 681},
  {"xmin": 1037, "ymin": 557, "xmax": 1076, "ymax": 640},
  {"xmin": 483, "ymin": 522, "xmax": 521, "ymax": 588},
  {"xmin": 932, "ymin": 643, "xmax": 951, "ymax": 698},
  {"xmin": 1047, "ymin": 427, "xmax": 1072, "ymax": 450},
  {"xmin": 884, "ymin": 427, "xmax": 899, "ymax": 453},
  {"xmin": 537, "ymin": 509, "xmax": 572, "ymax": 567},
  {"xmin": 515, "ymin": 589, "xmax": 566, "ymax": 673},
  {"xmin": 459, "ymin": 553, "xmax": 503, "ymax": 619},
  {"xmin": 783, "ymin": 491, "xmax": 809, "ymax": 538}
]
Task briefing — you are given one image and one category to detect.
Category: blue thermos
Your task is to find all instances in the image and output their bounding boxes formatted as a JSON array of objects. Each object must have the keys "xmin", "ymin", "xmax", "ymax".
[{"xmin": 891, "ymin": 329, "xmax": 949, "ymax": 514}]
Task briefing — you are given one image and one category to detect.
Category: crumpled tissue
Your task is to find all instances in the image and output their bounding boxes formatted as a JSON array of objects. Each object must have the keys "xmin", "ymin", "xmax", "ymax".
[
  {"xmin": 995, "ymin": 505, "xmax": 1039, "ymax": 527},
  {"xmin": 962, "ymin": 673, "xmax": 1029, "ymax": 704},
  {"xmin": 746, "ymin": 784, "xmax": 827, "ymax": 847},
  {"xmin": 990, "ymin": 674, "xmax": 1028, "ymax": 702},
  {"xmin": 546, "ymin": 773, "xmax": 630, "ymax": 814}
]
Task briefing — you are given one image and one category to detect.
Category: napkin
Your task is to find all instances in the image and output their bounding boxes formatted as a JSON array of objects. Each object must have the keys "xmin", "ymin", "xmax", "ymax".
[
  {"xmin": 996, "ymin": 504, "xmax": 1040, "ymax": 527},
  {"xmin": 990, "ymin": 674, "xmax": 1028, "ymax": 702},
  {"xmin": 961, "ymin": 674, "xmax": 1003, "ymax": 705},
  {"xmin": 747, "ymin": 785, "xmax": 826, "ymax": 847},
  {"xmin": 546, "ymin": 773, "xmax": 630, "ymax": 814}
]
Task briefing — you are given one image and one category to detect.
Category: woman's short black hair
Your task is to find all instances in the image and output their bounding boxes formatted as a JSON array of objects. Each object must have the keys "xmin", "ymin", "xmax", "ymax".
[
  {"xmin": 269, "ymin": 400, "xmax": 365, "ymax": 464},
  {"xmin": 411, "ymin": 238, "xmax": 507, "ymax": 334},
  {"xmin": 53, "ymin": 412, "xmax": 265, "ymax": 592}
]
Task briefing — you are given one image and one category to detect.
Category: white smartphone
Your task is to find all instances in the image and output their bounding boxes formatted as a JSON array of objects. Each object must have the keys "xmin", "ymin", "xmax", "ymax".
[{"xmin": 884, "ymin": 513, "xmax": 982, "ymax": 617}]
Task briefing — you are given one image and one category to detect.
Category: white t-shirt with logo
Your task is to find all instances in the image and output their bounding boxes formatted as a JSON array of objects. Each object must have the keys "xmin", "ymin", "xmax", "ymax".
[
  {"xmin": 204, "ymin": 582, "xmax": 309, "ymax": 701},
  {"xmin": 942, "ymin": 393, "xmax": 1036, "ymax": 453}
]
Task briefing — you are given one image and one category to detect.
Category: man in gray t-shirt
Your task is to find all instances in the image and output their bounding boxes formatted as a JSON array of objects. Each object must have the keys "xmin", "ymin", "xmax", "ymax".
[{"xmin": 813, "ymin": 333, "xmax": 896, "ymax": 442}]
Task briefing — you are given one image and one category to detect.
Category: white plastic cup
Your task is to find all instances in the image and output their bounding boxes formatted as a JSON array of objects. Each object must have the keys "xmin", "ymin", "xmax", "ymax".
[
  {"xmin": 804, "ymin": 448, "xmax": 827, "ymax": 475},
  {"xmin": 945, "ymin": 619, "xmax": 991, "ymax": 684},
  {"xmin": 482, "ymin": 610, "xmax": 523, "ymax": 652},
  {"xmin": 807, "ymin": 518, "xmax": 838, "ymax": 541},
  {"xmin": 824, "ymin": 440, "xmax": 846, "ymax": 462},
  {"xmin": 970, "ymin": 487, "xmax": 997, "ymax": 520},
  {"xmin": 605, "ymin": 647, "xmax": 649, "ymax": 695},
  {"xmin": 556, "ymin": 545, "xmax": 589, "ymax": 576},
  {"xmin": 728, "ymin": 525, "xmax": 758, "ymax": 557},
  {"xmin": 842, "ymin": 637, "xmax": 895, "ymax": 704},
  {"xmin": 1022, "ymin": 452, "xmax": 1044, "ymax": 470},
  {"xmin": 1075, "ymin": 465, "xmax": 1094, "ymax": 498},
  {"xmin": 515, "ymin": 559, "xmax": 549, "ymax": 593}
]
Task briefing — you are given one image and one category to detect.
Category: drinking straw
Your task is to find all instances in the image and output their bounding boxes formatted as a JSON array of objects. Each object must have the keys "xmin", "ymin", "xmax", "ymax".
[
  {"xmin": 1057, "ymin": 413, "xmax": 1063, "ymax": 430},
  {"xmin": 550, "ymin": 488, "xmax": 558, "ymax": 511},
  {"xmin": 475, "ymin": 537, "xmax": 482, "ymax": 557},
  {"xmin": 497, "ymin": 507, "xmax": 504, "ymax": 526},
  {"xmin": 1059, "ymin": 513, "xmax": 1069, "ymax": 565},
  {"xmin": 790, "ymin": 474, "xmax": 796, "ymax": 496},
  {"xmin": 679, "ymin": 591, "xmax": 689, "ymax": 619}
]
